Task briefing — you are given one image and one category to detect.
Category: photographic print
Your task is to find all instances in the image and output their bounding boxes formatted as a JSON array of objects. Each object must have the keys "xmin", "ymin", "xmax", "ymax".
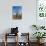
[{"xmin": 12, "ymin": 6, "xmax": 22, "ymax": 19}]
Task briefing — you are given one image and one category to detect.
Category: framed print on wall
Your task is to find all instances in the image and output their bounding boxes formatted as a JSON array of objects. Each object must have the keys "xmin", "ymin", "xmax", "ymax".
[
  {"xmin": 37, "ymin": 0, "xmax": 46, "ymax": 18},
  {"xmin": 12, "ymin": 6, "xmax": 22, "ymax": 19}
]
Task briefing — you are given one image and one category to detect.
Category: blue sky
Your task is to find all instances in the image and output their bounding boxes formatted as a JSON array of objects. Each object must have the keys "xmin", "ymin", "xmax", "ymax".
[{"xmin": 12, "ymin": 6, "xmax": 22, "ymax": 14}]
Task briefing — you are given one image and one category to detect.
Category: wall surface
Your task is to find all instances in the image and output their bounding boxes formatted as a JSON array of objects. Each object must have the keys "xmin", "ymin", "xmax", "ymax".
[{"xmin": 0, "ymin": 0, "xmax": 37, "ymax": 42}]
